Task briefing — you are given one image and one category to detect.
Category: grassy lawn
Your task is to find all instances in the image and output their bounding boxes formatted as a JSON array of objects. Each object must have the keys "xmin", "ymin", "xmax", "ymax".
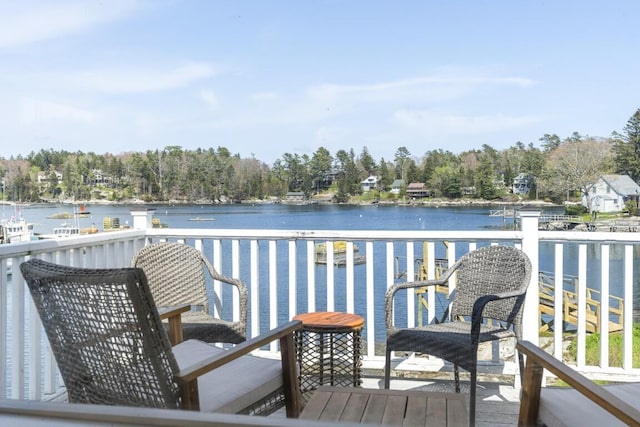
[{"xmin": 567, "ymin": 324, "xmax": 640, "ymax": 367}]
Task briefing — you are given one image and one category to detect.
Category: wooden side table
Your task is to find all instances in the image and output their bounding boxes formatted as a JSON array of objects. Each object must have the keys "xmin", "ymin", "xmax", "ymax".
[{"xmin": 292, "ymin": 312, "xmax": 364, "ymax": 399}]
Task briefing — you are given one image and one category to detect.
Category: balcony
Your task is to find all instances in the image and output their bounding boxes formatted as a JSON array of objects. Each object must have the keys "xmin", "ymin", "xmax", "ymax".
[{"xmin": 1, "ymin": 209, "xmax": 639, "ymax": 425}]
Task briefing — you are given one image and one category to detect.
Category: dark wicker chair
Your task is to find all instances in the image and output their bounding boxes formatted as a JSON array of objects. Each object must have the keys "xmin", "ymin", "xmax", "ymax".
[
  {"xmin": 384, "ymin": 245, "xmax": 532, "ymax": 426},
  {"xmin": 132, "ymin": 242, "xmax": 248, "ymax": 344},
  {"xmin": 20, "ymin": 259, "xmax": 301, "ymax": 417}
]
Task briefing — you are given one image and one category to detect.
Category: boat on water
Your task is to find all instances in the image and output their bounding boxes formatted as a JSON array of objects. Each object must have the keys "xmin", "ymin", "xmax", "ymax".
[
  {"xmin": 39, "ymin": 222, "xmax": 99, "ymax": 239},
  {"xmin": 0, "ymin": 202, "xmax": 36, "ymax": 244},
  {"xmin": 0, "ymin": 217, "xmax": 36, "ymax": 244},
  {"xmin": 39, "ymin": 224, "xmax": 81, "ymax": 239}
]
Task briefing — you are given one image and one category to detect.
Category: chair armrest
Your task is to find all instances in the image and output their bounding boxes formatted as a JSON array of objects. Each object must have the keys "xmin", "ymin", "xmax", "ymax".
[
  {"xmin": 201, "ymin": 255, "xmax": 249, "ymax": 329},
  {"xmin": 384, "ymin": 278, "xmax": 447, "ymax": 329},
  {"xmin": 470, "ymin": 289, "xmax": 527, "ymax": 338},
  {"xmin": 158, "ymin": 304, "xmax": 191, "ymax": 319},
  {"xmin": 384, "ymin": 258, "xmax": 464, "ymax": 330},
  {"xmin": 516, "ymin": 340, "xmax": 640, "ymax": 427},
  {"xmin": 176, "ymin": 320, "xmax": 303, "ymax": 416},
  {"xmin": 158, "ymin": 304, "xmax": 190, "ymax": 346}
]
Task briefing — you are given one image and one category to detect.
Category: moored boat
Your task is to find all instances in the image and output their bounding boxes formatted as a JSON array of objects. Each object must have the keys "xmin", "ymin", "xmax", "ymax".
[{"xmin": 0, "ymin": 217, "xmax": 36, "ymax": 244}]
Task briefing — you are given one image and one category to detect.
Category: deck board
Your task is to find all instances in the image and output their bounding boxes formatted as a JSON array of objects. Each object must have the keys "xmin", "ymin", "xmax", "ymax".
[{"xmin": 367, "ymin": 378, "xmax": 520, "ymax": 427}]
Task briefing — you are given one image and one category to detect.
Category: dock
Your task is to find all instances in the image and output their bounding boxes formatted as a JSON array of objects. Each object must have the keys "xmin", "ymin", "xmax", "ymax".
[
  {"xmin": 538, "ymin": 271, "xmax": 623, "ymax": 333},
  {"xmin": 314, "ymin": 241, "xmax": 365, "ymax": 266}
]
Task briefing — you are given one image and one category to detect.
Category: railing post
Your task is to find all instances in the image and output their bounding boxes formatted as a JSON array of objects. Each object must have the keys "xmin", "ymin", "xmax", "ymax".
[
  {"xmin": 130, "ymin": 208, "xmax": 155, "ymax": 229},
  {"xmin": 519, "ymin": 208, "xmax": 541, "ymax": 345}
]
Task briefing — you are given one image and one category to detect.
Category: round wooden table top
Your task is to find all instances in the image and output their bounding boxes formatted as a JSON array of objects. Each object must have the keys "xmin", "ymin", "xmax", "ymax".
[{"xmin": 293, "ymin": 311, "xmax": 364, "ymax": 331}]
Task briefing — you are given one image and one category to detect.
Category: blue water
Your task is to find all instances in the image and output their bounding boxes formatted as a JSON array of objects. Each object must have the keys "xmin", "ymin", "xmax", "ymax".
[{"xmin": 18, "ymin": 202, "xmax": 523, "ymax": 233}]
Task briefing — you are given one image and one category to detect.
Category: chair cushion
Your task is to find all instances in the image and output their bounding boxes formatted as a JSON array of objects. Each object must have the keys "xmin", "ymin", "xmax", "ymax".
[
  {"xmin": 387, "ymin": 322, "xmax": 516, "ymax": 371},
  {"xmin": 163, "ymin": 311, "xmax": 245, "ymax": 344},
  {"xmin": 172, "ymin": 340, "xmax": 282, "ymax": 413},
  {"xmin": 539, "ymin": 382, "xmax": 640, "ymax": 427}
]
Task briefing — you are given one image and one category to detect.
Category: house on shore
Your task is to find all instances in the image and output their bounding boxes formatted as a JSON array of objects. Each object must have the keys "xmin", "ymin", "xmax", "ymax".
[
  {"xmin": 583, "ymin": 174, "xmax": 640, "ymax": 213},
  {"xmin": 284, "ymin": 192, "xmax": 306, "ymax": 203},
  {"xmin": 406, "ymin": 182, "xmax": 433, "ymax": 199},
  {"xmin": 512, "ymin": 173, "xmax": 534, "ymax": 195},
  {"xmin": 361, "ymin": 176, "xmax": 378, "ymax": 192}
]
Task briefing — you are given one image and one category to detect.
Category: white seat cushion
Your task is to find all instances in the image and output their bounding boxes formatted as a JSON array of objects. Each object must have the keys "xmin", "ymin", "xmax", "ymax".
[
  {"xmin": 172, "ymin": 339, "xmax": 283, "ymax": 413},
  {"xmin": 539, "ymin": 382, "xmax": 640, "ymax": 427}
]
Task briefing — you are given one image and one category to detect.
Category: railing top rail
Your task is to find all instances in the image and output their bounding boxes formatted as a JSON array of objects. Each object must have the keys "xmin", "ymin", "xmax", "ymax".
[
  {"xmin": 146, "ymin": 227, "xmax": 524, "ymax": 241},
  {"xmin": 0, "ymin": 229, "xmax": 146, "ymax": 258},
  {"xmin": 539, "ymin": 230, "xmax": 640, "ymax": 244}
]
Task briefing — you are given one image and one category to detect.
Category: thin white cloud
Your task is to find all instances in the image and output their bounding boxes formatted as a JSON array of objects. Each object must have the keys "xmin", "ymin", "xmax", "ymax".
[
  {"xmin": 199, "ymin": 90, "xmax": 220, "ymax": 112},
  {"xmin": 72, "ymin": 62, "xmax": 218, "ymax": 94},
  {"xmin": 307, "ymin": 75, "xmax": 535, "ymax": 101},
  {"xmin": 19, "ymin": 97, "xmax": 97, "ymax": 124},
  {"xmin": 180, "ymin": 71, "xmax": 539, "ymax": 146},
  {"xmin": 0, "ymin": 1, "xmax": 144, "ymax": 48},
  {"xmin": 393, "ymin": 109, "xmax": 543, "ymax": 135}
]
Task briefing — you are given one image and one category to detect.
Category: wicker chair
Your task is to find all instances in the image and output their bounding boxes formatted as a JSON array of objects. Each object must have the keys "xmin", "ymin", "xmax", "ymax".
[
  {"xmin": 20, "ymin": 259, "xmax": 301, "ymax": 417},
  {"xmin": 131, "ymin": 242, "xmax": 247, "ymax": 344},
  {"xmin": 384, "ymin": 245, "xmax": 532, "ymax": 426}
]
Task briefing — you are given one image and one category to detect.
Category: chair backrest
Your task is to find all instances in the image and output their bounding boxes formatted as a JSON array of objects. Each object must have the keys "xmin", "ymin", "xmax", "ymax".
[
  {"xmin": 450, "ymin": 245, "xmax": 532, "ymax": 337},
  {"xmin": 132, "ymin": 242, "xmax": 209, "ymax": 312},
  {"xmin": 20, "ymin": 259, "xmax": 182, "ymax": 409}
]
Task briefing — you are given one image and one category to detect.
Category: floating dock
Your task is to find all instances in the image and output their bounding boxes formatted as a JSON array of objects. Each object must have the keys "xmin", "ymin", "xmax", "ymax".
[{"xmin": 314, "ymin": 241, "xmax": 365, "ymax": 266}]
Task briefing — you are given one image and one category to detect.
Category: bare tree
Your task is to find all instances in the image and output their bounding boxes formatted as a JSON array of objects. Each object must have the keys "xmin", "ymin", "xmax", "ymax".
[
  {"xmin": 540, "ymin": 138, "xmax": 614, "ymax": 209},
  {"xmin": 394, "ymin": 146, "xmax": 411, "ymax": 183}
]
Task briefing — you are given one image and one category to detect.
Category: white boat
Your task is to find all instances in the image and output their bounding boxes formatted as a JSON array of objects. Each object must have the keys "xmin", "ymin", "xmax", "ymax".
[
  {"xmin": 39, "ymin": 224, "xmax": 81, "ymax": 239},
  {"xmin": 0, "ymin": 217, "xmax": 36, "ymax": 244}
]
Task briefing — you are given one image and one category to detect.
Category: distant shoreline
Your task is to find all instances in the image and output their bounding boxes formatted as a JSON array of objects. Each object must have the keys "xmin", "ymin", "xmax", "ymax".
[{"xmin": 19, "ymin": 198, "xmax": 560, "ymax": 209}]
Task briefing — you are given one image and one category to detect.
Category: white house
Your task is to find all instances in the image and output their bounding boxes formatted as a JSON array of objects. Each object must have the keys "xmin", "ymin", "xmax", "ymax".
[
  {"xmin": 361, "ymin": 176, "xmax": 378, "ymax": 192},
  {"xmin": 583, "ymin": 174, "xmax": 640, "ymax": 213}
]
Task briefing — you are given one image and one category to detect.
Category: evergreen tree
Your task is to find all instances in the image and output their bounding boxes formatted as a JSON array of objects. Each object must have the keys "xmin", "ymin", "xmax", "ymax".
[
  {"xmin": 474, "ymin": 156, "xmax": 498, "ymax": 199},
  {"xmin": 613, "ymin": 108, "xmax": 640, "ymax": 181},
  {"xmin": 358, "ymin": 146, "xmax": 377, "ymax": 175}
]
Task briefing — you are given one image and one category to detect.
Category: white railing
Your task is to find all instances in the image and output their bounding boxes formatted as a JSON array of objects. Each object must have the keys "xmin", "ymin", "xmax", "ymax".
[
  {"xmin": 0, "ymin": 229, "xmax": 147, "ymax": 400},
  {"xmin": 538, "ymin": 230, "xmax": 640, "ymax": 380},
  {"xmin": 2, "ymin": 209, "xmax": 640, "ymax": 401}
]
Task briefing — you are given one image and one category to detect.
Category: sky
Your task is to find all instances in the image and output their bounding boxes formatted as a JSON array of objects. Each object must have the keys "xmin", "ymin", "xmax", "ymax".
[{"xmin": 1, "ymin": 1, "xmax": 639, "ymax": 165}]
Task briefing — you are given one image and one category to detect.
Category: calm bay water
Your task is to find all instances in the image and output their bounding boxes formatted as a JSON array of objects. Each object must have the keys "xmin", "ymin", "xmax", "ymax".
[{"xmin": 16, "ymin": 202, "xmax": 534, "ymax": 234}]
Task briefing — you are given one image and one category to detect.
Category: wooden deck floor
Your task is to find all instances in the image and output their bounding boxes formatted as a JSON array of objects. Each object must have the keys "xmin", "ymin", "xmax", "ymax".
[
  {"xmin": 375, "ymin": 378, "xmax": 520, "ymax": 427},
  {"xmin": 271, "ymin": 376, "xmax": 521, "ymax": 426},
  {"xmin": 358, "ymin": 377, "xmax": 519, "ymax": 426}
]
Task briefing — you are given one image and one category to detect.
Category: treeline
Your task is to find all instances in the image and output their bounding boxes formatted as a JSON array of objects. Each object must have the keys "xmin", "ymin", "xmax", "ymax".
[{"xmin": 2, "ymin": 108, "xmax": 640, "ymax": 206}]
